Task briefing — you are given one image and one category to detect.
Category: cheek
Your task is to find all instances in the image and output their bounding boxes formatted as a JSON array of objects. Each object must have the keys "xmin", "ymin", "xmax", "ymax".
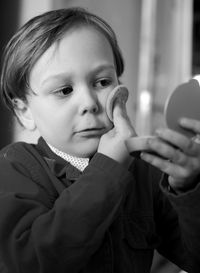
[
  {"xmin": 30, "ymin": 100, "xmax": 69, "ymax": 128},
  {"xmin": 100, "ymin": 94, "xmax": 108, "ymax": 111},
  {"xmin": 99, "ymin": 88, "xmax": 114, "ymax": 110},
  {"xmin": 98, "ymin": 92, "xmax": 113, "ymax": 128}
]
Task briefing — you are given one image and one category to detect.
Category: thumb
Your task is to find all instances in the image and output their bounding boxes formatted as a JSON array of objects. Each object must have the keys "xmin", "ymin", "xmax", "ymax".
[
  {"xmin": 113, "ymin": 96, "xmax": 129, "ymax": 122},
  {"xmin": 113, "ymin": 97, "xmax": 136, "ymax": 137}
]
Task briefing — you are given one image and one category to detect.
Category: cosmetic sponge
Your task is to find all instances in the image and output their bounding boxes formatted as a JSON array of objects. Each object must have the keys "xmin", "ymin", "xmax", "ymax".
[{"xmin": 106, "ymin": 85, "xmax": 129, "ymax": 121}]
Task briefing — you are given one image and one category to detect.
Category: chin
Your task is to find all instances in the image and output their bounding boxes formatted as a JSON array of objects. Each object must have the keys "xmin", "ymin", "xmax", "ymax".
[
  {"xmin": 76, "ymin": 141, "xmax": 99, "ymax": 158},
  {"xmin": 80, "ymin": 147, "xmax": 98, "ymax": 158}
]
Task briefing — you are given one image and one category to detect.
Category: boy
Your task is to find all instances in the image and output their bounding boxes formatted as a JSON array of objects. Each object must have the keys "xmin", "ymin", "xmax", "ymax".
[{"xmin": 0, "ymin": 7, "xmax": 200, "ymax": 273}]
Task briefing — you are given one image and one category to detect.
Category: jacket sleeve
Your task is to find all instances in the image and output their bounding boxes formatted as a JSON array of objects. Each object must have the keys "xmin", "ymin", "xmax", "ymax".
[
  {"xmin": 0, "ymin": 147, "xmax": 132, "ymax": 273},
  {"xmin": 154, "ymin": 173, "xmax": 200, "ymax": 273}
]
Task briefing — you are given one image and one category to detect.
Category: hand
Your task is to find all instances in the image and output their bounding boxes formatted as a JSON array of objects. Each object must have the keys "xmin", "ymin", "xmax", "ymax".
[
  {"xmin": 140, "ymin": 118, "xmax": 200, "ymax": 193},
  {"xmin": 98, "ymin": 96, "xmax": 136, "ymax": 166}
]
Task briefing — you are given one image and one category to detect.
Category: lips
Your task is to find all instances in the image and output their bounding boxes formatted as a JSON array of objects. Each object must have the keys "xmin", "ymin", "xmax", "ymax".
[{"xmin": 76, "ymin": 127, "xmax": 106, "ymax": 137}]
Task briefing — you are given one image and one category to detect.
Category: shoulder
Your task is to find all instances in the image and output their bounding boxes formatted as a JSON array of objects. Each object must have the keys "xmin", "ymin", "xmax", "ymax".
[
  {"xmin": 0, "ymin": 140, "xmax": 58, "ymax": 205},
  {"xmin": 0, "ymin": 141, "xmax": 36, "ymax": 160},
  {"xmin": 0, "ymin": 141, "xmax": 35, "ymax": 165},
  {"xmin": 0, "ymin": 141, "xmax": 41, "ymax": 175},
  {"xmin": 0, "ymin": 140, "xmax": 39, "ymax": 171},
  {"xmin": 0, "ymin": 141, "xmax": 40, "ymax": 193},
  {"xmin": 0, "ymin": 140, "xmax": 49, "ymax": 189}
]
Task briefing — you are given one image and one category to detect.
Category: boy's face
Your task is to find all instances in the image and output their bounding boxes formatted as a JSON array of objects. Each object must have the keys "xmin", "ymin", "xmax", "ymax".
[{"xmin": 26, "ymin": 26, "xmax": 118, "ymax": 157}]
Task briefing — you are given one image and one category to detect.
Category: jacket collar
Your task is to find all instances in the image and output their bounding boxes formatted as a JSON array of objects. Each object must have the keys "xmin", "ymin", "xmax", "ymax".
[{"xmin": 36, "ymin": 137, "xmax": 82, "ymax": 182}]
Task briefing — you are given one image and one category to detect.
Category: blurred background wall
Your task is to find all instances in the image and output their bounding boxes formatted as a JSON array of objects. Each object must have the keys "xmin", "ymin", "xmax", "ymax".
[
  {"xmin": 0, "ymin": 0, "xmax": 21, "ymax": 147},
  {"xmin": 0, "ymin": 0, "xmax": 199, "ymax": 272}
]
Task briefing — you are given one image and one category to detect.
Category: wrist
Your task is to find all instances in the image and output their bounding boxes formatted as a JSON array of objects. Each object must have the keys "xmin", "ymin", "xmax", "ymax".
[{"xmin": 169, "ymin": 174, "xmax": 200, "ymax": 195}]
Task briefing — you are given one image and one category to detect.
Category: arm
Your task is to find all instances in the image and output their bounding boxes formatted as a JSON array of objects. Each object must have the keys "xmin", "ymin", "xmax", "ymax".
[
  {"xmin": 153, "ymin": 173, "xmax": 200, "ymax": 272},
  {"xmin": 140, "ymin": 118, "xmax": 200, "ymax": 271},
  {"xmin": 0, "ymin": 150, "xmax": 132, "ymax": 273}
]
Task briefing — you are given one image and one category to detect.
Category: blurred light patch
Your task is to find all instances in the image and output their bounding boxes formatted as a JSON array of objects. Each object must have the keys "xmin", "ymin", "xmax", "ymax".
[
  {"xmin": 193, "ymin": 74, "xmax": 200, "ymax": 85},
  {"xmin": 139, "ymin": 90, "xmax": 152, "ymax": 112}
]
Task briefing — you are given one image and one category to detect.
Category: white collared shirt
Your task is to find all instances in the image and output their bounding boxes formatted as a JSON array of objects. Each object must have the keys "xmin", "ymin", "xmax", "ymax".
[{"xmin": 48, "ymin": 144, "xmax": 89, "ymax": 172}]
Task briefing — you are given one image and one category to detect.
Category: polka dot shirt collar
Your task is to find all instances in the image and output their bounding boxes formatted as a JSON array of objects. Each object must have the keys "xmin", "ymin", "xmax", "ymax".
[{"xmin": 47, "ymin": 144, "xmax": 89, "ymax": 172}]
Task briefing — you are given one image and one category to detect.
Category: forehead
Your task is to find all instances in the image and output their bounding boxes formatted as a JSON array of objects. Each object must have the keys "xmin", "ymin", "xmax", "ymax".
[
  {"xmin": 29, "ymin": 26, "xmax": 115, "ymax": 87},
  {"xmin": 57, "ymin": 26, "xmax": 114, "ymax": 64}
]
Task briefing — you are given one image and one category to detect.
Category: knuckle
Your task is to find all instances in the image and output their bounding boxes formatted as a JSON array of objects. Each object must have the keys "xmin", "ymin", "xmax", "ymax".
[{"xmin": 161, "ymin": 161, "xmax": 171, "ymax": 173}]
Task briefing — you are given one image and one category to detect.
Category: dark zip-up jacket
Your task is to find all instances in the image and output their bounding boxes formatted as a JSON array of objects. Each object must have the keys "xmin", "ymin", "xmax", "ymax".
[{"xmin": 0, "ymin": 137, "xmax": 200, "ymax": 273}]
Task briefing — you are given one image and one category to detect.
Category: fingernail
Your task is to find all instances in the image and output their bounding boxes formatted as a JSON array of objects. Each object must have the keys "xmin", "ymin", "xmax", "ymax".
[{"xmin": 140, "ymin": 152, "xmax": 144, "ymax": 159}]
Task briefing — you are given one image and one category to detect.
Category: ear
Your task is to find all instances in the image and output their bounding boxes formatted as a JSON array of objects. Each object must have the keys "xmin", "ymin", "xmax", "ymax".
[{"xmin": 13, "ymin": 98, "xmax": 36, "ymax": 131}]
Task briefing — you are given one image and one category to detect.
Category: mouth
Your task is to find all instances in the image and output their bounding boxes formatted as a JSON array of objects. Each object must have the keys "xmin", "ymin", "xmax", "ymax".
[{"xmin": 76, "ymin": 127, "xmax": 106, "ymax": 137}]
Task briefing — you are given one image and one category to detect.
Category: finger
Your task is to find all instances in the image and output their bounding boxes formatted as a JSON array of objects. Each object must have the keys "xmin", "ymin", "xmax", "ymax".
[
  {"xmin": 146, "ymin": 136, "xmax": 200, "ymax": 179},
  {"xmin": 169, "ymin": 149, "xmax": 188, "ymax": 165},
  {"xmin": 168, "ymin": 172, "xmax": 199, "ymax": 193},
  {"xmin": 140, "ymin": 152, "xmax": 188, "ymax": 178},
  {"xmin": 191, "ymin": 134, "xmax": 200, "ymax": 145},
  {"xmin": 155, "ymin": 128, "xmax": 200, "ymax": 156},
  {"xmin": 179, "ymin": 117, "xmax": 200, "ymax": 134},
  {"xmin": 113, "ymin": 98, "xmax": 128, "ymax": 121},
  {"xmin": 146, "ymin": 136, "xmax": 188, "ymax": 165},
  {"xmin": 168, "ymin": 176, "xmax": 187, "ymax": 192},
  {"xmin": 113, "ymin": 101, "xmax": 136, "ymax": 137}
]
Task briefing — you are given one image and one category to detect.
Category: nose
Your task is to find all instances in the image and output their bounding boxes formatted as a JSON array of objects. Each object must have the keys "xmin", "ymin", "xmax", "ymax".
[{"xmin": 79, "ymin": 87, "xmax": 99, "ymax": 115}]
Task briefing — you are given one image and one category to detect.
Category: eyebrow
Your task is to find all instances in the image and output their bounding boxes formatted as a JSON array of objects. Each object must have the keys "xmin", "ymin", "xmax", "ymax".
[
  {"xmin": 41, "ymin": 64, "xmax": 116, "ymax": 87},
  {"xmin": 91, "ymin": 64, "xmax": 116, "ymax": 75}
]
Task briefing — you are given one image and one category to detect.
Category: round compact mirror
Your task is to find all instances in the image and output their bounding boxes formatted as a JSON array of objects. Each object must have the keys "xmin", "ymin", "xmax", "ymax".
[{"xmin": 164, "ymin": 79, "xmax": 200, "ymax": 138}]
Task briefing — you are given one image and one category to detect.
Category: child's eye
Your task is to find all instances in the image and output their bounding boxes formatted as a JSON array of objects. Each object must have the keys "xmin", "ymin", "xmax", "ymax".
[
  {"xmin": 94, "ymin": 78, "xmax": 112, "ymax": 88},
  {"xmin": 54, "ymin": 85, "xmax": 73, "ymax": 96}
]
